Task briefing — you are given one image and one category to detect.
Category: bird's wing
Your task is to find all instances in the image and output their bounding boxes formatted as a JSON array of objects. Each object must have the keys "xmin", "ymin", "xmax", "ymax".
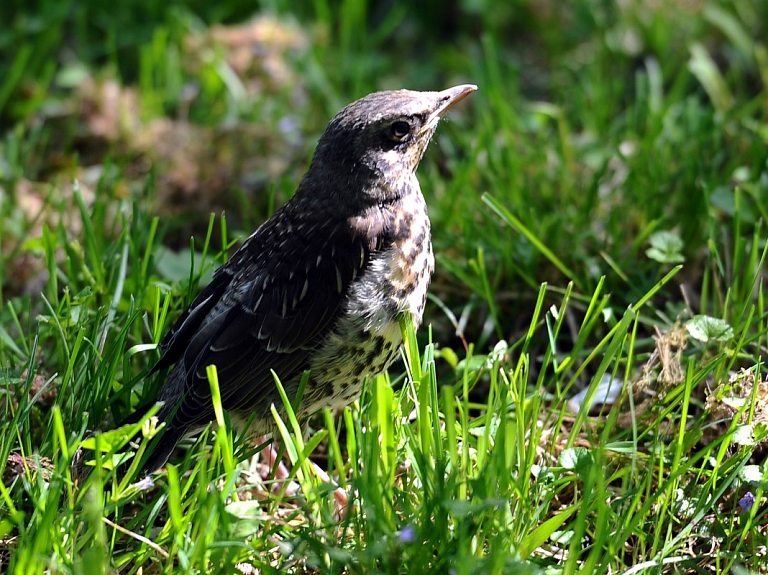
[
  {"xmin": 151, "ymin": 209, "xmax": 375, "ymax": 429},
  {"xmin": 149, "ymin": 267, "xmax": 233, "ymax": 375}
]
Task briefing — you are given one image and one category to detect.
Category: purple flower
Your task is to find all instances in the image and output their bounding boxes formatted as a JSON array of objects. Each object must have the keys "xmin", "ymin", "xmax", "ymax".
[
  {"xmin": 135, "ymin": 476, "xmax": 155, "ymax": 491},
  {"xmin": 739, "ymin": 491, "xmax": 756, "ymax": 513},
  {"xmin": 397, "ymin": 525, "xmax": 417, "ymax": 544}
]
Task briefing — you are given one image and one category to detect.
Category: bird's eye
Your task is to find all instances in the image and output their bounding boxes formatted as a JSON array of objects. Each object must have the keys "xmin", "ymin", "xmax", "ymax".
[{"xmin": 388, "ymin": 120, "xmax": 411, "ymax": 142}]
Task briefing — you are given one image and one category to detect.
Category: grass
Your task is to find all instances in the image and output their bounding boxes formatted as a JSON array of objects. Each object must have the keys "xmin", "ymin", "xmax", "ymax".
[{"xmin": 2, "ymin": 0, "xmax": 768, "ymax": 573}]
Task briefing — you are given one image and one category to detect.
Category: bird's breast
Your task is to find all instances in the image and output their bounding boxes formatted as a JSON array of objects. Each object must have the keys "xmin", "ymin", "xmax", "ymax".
[
  {"xmin": 347, "ymin": 188, "xmax": 434, "ymax": 342},
  {"xmin": 303, "ymin": 188, "xmax": 434, "ymax": 415}
]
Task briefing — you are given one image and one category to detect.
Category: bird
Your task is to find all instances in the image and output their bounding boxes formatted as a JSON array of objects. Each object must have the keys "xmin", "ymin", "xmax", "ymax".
[{"xmin": 80, "ymin": 84, "xmax": 477, "ymax": 476}]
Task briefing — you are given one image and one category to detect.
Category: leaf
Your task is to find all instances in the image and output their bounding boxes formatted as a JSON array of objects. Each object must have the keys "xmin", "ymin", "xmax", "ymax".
[
  {"xmin": 437, "ymin": 347, "xmax": 459, "ymax": 369},
  {"xmin": 520, "ymin": 504, "xmax": 578, "ymax": 556},
  {"xmin": 754, "ymin": 422, "xmax": 768, "ymax": 444},
  {"xmin": 559, "ymin": 447, "xmax": 594, "ymax": 479},
  {"xmin": 225, "ymin": 499, "xmax": 262, "ymax": 518},
  {"xmin": 646, "ymin": 231, "xmax": 685, "ymax": 263},
  {"xmin": 685, "ymin": 315, "xmax": 734, "ymax": 343},
  {"xmin": 456, "ymin": 354, "xmax": 488, "ymax": 374},
  {"xmin": 154, "ymin": 246, "xmax": 214, "ymax": 286},
  {"xmin": 226, "ymin": 500, "xmax": 263, "ymax": 539}
]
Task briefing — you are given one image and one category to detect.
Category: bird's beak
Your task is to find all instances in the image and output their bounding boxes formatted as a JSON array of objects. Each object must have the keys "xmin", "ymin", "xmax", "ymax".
[
  {"xmin": 435, "ymin": 84, "xmax": 478, "ymax": 118},
  {"xmin": 421, "ymin": 84, "xmax": 477, "ymax": 134}
]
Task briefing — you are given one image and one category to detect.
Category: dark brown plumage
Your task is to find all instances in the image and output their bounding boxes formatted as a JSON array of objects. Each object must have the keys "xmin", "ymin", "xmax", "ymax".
[{"xmin": 85, "ymin": 84, "xmax": 476, "ymax": 475}]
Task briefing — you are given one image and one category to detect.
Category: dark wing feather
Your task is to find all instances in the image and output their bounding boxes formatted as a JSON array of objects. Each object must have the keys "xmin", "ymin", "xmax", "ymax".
[
  {"xmin": 149, "ymin": 268, "xmax": 234, "ymax": 375},
  {"xmin": 153, "ymin": 207, "xmax": 373, "ymax": 431}
]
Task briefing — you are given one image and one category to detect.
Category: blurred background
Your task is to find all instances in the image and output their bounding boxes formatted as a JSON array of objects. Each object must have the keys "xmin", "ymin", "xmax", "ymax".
[{"xmin": 1, "ymin": 0, "xmax": 767, "ymax": 351}]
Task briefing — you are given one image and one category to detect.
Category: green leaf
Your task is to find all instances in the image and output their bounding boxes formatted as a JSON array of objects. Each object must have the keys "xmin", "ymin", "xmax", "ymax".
[
  {"xmin": 154, "ymin": 246, "xmax": 214, "ymax": 286},
  {"xmin": 437, "ymin": 346, "xmax": 459, "ymax": 369},
  {"xmin": 559, "ymin": 447, "xmax": 594, "ymax": 479},
  {"xmin": 646, "ymin": 231, "xmax": 685, "ymax": 263},
  {"xmin": 226, "ymin": 500, "xmax": 263, "ymax": 539},
  {"xmin": 520, "ymin": 505, "xmax": 578, "ymax": 556},
  {"xmin": 685, "ymin": 315, "xmax": 734, "ymax": 342}
]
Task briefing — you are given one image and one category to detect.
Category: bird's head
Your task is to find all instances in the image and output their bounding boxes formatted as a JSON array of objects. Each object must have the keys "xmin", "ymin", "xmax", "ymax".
[{"xmin": 306, "ymin": 85, "xmax": 477, "ymax": 204}]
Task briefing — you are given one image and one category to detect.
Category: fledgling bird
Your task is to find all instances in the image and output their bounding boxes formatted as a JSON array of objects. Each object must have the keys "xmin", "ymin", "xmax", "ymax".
[{"xmin": 93, "ymin": 84, "xmax": 476, "ymax": 474}]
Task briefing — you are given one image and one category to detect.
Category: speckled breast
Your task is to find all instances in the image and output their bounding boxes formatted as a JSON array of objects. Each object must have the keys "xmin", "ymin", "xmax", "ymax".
[{"xmin": 302, "ymin": 189, "xmax": 434, "ymax": 417}]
